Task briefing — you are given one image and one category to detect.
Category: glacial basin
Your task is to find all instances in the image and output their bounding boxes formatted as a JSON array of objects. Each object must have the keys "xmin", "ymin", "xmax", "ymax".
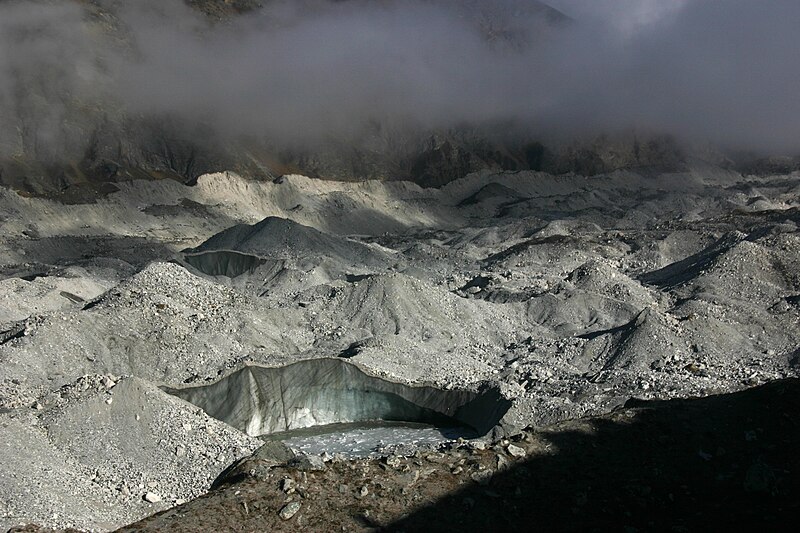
[{"xmin": 164, "ymin": 359, "xmax": 510, "ymax": 454}]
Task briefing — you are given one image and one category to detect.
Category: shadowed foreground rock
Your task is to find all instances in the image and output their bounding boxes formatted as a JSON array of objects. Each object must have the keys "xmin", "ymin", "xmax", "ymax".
[{"xmin": 87, "ymin": 379, "xmax": 800, "ymax": 533}]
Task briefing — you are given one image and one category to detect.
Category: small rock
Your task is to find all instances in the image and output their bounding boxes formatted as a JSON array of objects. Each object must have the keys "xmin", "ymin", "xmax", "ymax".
[
  {"xmin": 385, "ymin": 455, "xmax": 402, "ymax": 468},
  {"xmin": 496, "ymin": 455, "xmax": 510, "ymax": 471},
  {"xmin": 400, "ymin": 470, "xmax": 420, "ymax": 487},
  {"xmin": 288, "ymin": 454, "xmax": 326, "ymax": 471},
  {"xmin": 175, "ymin": 446, "xmax": 186, "ymax": 458},
  {"xmin": 105, "ymin": 397, "xmax": 113, "ymax": 405},
  {"xmin": 471, "ymin": 469, "xmax": 493, "ymax": 486},
  {"xmin": 281, "ymin": 478, "xmax": 297, "ymax": 494},
  {"xmin": 279, "ymin": 501, "xmax": 301, "ymax": 520},
  {"xmin": 507, "ymin": 444, "xmax": 526, "ymax": 458},
  {"xmin": 144, "ymin": 492, "xmax": 161, "ymax": 503},
  {"xmin": 306, "ymin": 455, "xmax": 326, "ymax": 470},
  {"xmin": 358, "ymin": 485, "xmax": 369, "ymax": 498},
  {"xmin": 470, "ymin": 440, "xmax": 487, "ymax": 451},
  {"xmin": 684, "ymin": 363, "xmax": 702, "ymax": 374}
]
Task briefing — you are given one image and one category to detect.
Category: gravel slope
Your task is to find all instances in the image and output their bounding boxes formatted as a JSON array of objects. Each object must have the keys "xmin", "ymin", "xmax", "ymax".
[{"xmin": 0, "ymin": 167, "xmax": 798, "ymax": 530}]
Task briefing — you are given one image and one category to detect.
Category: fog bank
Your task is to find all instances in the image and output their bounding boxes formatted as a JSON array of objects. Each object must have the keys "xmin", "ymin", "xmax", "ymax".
[{"xmin": 1, "ymin": 0, "xmax": 798, "ymax": 159}]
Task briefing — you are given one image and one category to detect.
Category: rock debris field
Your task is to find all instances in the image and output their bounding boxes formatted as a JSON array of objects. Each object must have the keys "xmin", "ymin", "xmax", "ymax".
[{"xmin": 0, "ymin": 167, "xmax": 799, "ymax": 531}]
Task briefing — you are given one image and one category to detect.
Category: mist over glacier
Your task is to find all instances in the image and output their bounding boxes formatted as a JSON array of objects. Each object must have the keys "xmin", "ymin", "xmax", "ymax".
[{"xmin": 0, "ymin": 0, "xmax": 799, "ymax": 158}]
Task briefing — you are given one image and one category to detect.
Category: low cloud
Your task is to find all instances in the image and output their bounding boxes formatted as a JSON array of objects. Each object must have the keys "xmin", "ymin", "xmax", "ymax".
[{"xmin": 1, "ymin": 0, "xmax": 798, "ymax": 160}]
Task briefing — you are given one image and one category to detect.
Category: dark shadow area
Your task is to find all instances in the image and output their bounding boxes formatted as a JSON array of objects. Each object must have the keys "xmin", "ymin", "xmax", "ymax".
[
  {"xmin": 182, "ymin": 250, "xmax": 266, "ymax": 278},
  {"xmin": 457, "ymin": 183, "xmax": 525, "ymax": 207},
  {"xmin": 338, "ymin": 339, "xmax": 368, "ymax": 358},
  {"xmin": 576, "ymin": 320, "xmax": 630, "ymax": 340},
  {"xmin": 12, "ymin": 236, "xmax": 176, "ymax": 270},
  {"xmin": 388, "ymin": 379, "xmax": 800, "ymax": 532},
  {"xmin": 59, "ymin": 290, "xmax": 85, "ymax": 303},
  {"xmin": 346, "ymin": 273, "xmax": 374, "ymax": 283},
  {"xmin": 639, "ymin": 232, "xmax": 744, "ymax": 289},
  {"xmin": 0, "ymin": 323, "xmax": 26, "ymax": 346},
  {"xmin": 18, "ymin": 272, "xmax": 47, "ymax": 282}
]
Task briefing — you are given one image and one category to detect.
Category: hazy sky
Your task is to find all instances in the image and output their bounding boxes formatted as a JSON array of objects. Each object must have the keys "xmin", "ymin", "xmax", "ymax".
[{"xmin": 1, "ymin": 0, "xmax": 799, "ymax": 157}]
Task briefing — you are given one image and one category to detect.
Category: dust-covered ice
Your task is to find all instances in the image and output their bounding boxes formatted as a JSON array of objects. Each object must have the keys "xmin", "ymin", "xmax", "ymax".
[{"xmin": 1, "ymin": 167, "xmax": 798, "ymax": 530}]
